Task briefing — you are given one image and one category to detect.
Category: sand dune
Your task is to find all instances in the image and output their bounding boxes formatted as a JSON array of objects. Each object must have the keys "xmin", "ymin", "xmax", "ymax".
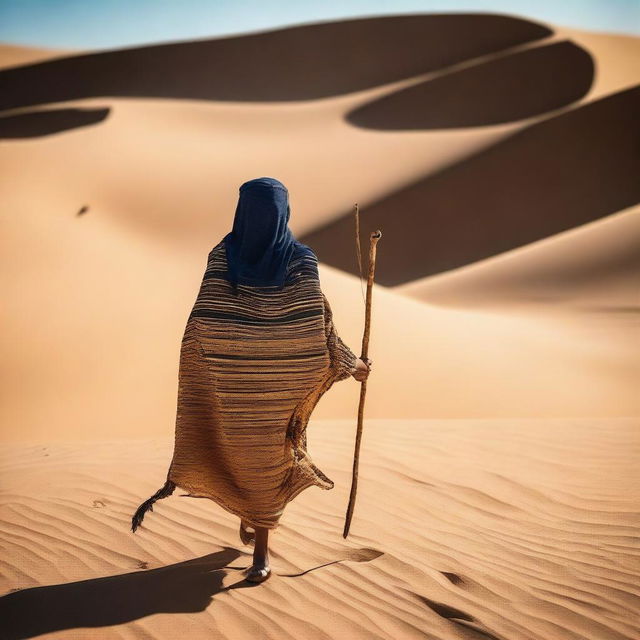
[
  {"xmin": 1, "ymin": 12, "xmax": 638, "ymax": 640},
  {"xmin": 302, "ymin": 85, "xmax": 640, "ymax": 285},
  {"xmin": 347, "ymin": 40, "xmax": 593, "ymax": 129},
  {"xmin": 1, "ymin": 417, "xmax": 638, "ymax": 639},
  {"xmin": 396, "ymin": 205, "xmax": 640, "ymax": 312},
  {"xmin": 0, "ymin": 16, "xmax": 638, "ymax": 439},
  {"xmin": 0, "ymin": 43, "xmax": 75, "ymax": 69},
  {"xmin": 557, "ymin": 27, "xmax": 640, "ymax": 96},
  {"xmin": 0, "ymin": 14, "xmax": 551, "ymax": 110}
]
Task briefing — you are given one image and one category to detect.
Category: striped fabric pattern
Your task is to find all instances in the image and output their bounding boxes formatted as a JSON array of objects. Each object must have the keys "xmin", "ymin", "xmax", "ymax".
[{"xmin": 147, "ymin": 240, "xmax": 358, "ymax": 531}]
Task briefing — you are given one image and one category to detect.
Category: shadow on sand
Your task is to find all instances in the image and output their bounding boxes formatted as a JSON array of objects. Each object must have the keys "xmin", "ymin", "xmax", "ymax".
[
  {"xmin": 301, "ymin": 86, "xmax": 640, "ymax": 286},
  {"xmin": 0, "ymin": 547, "xmax": 261, "ymax": 639},
  {"xmin": 0, "ymin": 107, "xmax": 110, "ymax": 139},
  {"xmin": 1, "ymin": 545, "xmax": 386, "ymax": 638},
  {"xmin": 0, "ymin": 14, "xmax": 550, "ymax": 109}
]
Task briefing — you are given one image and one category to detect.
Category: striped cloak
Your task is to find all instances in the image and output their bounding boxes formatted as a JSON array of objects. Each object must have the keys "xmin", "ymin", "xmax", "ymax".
[{"xmin": 131, "ymin": 239, "xmax": 357, "ymax": 534}]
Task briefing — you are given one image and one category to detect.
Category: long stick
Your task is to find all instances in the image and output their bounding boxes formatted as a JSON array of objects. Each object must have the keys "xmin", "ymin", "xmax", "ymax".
[{"xmin": 343, "ymin": 228, "xmax": 382, "ymax": 538}]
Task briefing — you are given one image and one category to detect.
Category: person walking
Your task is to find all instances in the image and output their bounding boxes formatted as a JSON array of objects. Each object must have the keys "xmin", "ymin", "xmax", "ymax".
[{"xmin": 131, "ymin": 177, "xmax": 371, "ymax": 583}]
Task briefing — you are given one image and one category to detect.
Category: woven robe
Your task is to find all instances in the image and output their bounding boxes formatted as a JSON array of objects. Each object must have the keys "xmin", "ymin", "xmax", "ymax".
[{"xmin": 134, "ymin": 239, "xmax": 357, "ymax": 532}]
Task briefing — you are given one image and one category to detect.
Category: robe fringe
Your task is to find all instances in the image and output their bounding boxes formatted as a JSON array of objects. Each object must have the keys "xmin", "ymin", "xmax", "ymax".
[{"xmin": 131, "ymin": 479, "xmax": 177, "ymax": 532}]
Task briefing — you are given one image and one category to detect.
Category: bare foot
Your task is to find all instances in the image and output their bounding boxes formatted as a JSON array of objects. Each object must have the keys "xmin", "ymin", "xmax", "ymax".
[{"xmin": 245, "ymin": 564, "xmax": 271, "ymax": 583}]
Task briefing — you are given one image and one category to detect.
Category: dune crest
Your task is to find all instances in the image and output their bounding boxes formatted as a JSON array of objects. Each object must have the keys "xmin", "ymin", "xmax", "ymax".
[{"xmin": 0, "ymin": 14, "xmax": 551, "ymax": 110}]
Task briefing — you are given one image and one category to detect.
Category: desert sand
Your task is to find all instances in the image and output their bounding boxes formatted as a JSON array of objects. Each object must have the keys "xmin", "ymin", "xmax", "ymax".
[
  {"xmin": 2, "ymin": 417, "xmax": 638, "ymax": 639},
  {"xmin": 0, "ymin": 44, "xmax": 78, "ymax": 69},
  {"xmin": 1, "ymin": 12, "xmax": 638, "ymax": 640}
]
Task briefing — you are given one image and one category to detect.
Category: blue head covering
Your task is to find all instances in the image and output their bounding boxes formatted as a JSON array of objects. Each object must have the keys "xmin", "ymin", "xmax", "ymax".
[{"xmin": 223, "ymin": 177, "xmax": 312, "ymax": 290}]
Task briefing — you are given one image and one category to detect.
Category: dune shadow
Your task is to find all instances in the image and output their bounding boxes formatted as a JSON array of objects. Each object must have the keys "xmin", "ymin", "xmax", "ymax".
[
  {"xmin": 300, "ymin": 85, "xmax": 640, "ymax": 286},
  {"xmin": 414, "ymin": 594, "xmax": 501, "ymax": 640},
  {"xmin": 0, "ymin": 547, "xmax": 244, "ymax": 640},
  {"xmin": 0, "ymin": 107, "xmax": 110, "ymax": 139},
  {"xmin": 0, "ymin": 14, "xmax": 551, "ymax": 110},
  {"xmin": 347, "ymin": 41, "xmax": 594, "ymax": 129}
]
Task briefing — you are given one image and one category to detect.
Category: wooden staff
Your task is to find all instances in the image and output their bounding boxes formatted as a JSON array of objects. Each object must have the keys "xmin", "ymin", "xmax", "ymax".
[{"xmin": 343, "ymin": 208, "xmax": 382, "ymax": 538}]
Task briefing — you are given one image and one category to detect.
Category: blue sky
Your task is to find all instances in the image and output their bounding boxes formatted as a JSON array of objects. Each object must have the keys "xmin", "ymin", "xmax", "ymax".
[{"xmin": 0, "ymin": 0, "xmax": 638, "ymax": 50}]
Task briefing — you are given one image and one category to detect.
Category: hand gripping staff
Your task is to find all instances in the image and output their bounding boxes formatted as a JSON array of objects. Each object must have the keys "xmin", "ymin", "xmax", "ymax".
[{"xmin": 343, "ymin": 203, "xmax": 382, "ymax": 538}]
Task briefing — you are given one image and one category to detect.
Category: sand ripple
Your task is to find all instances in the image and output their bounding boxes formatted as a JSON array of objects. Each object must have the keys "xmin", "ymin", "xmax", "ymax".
[{"xmin": 1, "ymin": 418, "xmax": 638, "ymax": 639}]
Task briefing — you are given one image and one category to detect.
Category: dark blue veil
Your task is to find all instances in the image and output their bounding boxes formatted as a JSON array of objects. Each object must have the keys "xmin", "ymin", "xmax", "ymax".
[{"xmin": 223, "ymin": 177, "xmax": 315, "ymax": 291}]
